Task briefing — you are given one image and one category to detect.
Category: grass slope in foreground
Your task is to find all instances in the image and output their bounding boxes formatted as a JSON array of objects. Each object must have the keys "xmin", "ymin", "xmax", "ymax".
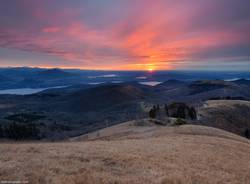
[{"xmin": 0, "ymin": 120, "xmax": 249, "ymax": 184}]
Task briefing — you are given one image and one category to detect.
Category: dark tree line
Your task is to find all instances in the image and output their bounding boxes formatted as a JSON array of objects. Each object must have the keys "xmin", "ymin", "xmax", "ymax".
[
  {"xmin": 209, "ymin": 96, "xmax": 248, "ymax": 101},
  {"xmin": 164, "ymin": 104, "xmax": 169, "ymax": 116},
  {"xmin": 149, "ymin": 103, "xmax": 197, "ymax": 120},
  {"xmin": 188, "ymin": 107, "xmax": 197, "ymax": 120},
  {"xmin": 149, "ymin": 105, "xmax": 158, "ymax": 119},
  {"xmin": 245, "ymin": 129, "xmax": 249, "ymax": 139},
  {"xmin": 0, "ymin": 122, "xmax": 40, "ymax": 140},
  {"xmin": 0, "ymin": 113, "xmax": 44, "ymax": 140}
]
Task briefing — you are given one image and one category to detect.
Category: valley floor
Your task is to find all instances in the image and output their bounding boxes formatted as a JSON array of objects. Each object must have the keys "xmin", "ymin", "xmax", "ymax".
[{"xmin": 0, "ymin": 123, "xmax": 250, "ymax": 184}]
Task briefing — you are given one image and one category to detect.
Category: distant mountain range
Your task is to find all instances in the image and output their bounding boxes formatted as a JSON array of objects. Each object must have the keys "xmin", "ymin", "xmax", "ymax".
[
  {"xmin": 0, "ymin": 67, "xmax": 250, "ymax": 90},
  {"xmin": 37, "ymin": 68, "xmax": 77, "ymax": 79}
]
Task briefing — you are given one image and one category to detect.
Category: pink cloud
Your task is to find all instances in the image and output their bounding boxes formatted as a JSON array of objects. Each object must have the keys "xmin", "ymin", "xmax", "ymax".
[
  {"xmin": 0, "ymin": 0, "xmax": 249, "ymax": 70},
  {"xmin": 42, "ymin": 27, "xmax": 61, "ymax": 33}
]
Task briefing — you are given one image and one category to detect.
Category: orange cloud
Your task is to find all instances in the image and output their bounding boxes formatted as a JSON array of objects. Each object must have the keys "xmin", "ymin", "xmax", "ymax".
[{"xmin": 1, "ymin": 0, "xmax": 249, "ymax": 70}]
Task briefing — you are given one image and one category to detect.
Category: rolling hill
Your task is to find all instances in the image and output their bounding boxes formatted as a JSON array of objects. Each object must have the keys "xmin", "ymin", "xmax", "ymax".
[
  {"xmin": 66, "ymin": 83, "xmax": 148, "ymax": 112},
  {"xmin": 198, "ymin": 100, "xmax": 250, "ymax": 136},
  {"xmin": 36, "ymin": 68, "xmax": 76, "ymax": 79},
  {"xmin": 1, "ymin": 79, "xmax": 250, "ymax": 140},
  {"xmin": 233, "ymin": 78, "xmax": 250, "ymax": 86},
  {"xmin": 0, "ymin": 121, "xmax": 249, "ymax": 184}
]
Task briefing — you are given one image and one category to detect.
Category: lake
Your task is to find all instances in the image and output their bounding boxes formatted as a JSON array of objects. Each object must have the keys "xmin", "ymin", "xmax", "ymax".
[
  {"xmin": 0, "ymin": 86, "xmax": 67, "ymax": 95},
  {"xmin": 139, "ymin": 81, "xmax": 162, "ymax": 86}
]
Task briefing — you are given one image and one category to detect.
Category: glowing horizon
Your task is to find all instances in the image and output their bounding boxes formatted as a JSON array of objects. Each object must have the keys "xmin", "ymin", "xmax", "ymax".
[{"xmin": 0, "ymin": 0, "xmax": 250, "ymax": 71}]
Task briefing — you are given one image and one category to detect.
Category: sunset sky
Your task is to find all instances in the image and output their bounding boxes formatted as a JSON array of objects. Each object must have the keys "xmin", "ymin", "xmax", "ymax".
[{"xmin": 0, "ymin": 0, "xmax": 250, "ymax": 71}]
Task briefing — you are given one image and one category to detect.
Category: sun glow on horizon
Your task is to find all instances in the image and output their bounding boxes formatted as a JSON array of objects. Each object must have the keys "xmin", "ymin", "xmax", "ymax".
[{"xmin": 148, "ymin": 67, "xmax": 154, "ymax": 72}]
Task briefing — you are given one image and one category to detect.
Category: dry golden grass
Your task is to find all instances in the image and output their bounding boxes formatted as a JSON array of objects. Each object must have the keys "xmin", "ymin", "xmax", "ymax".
[
  {"xmin": 71, "ymin": 119, "xmax": 249, "ymax": 143},
  {"xmin": 204, "ymin": 100, "xmax": 250, "ymax": 107},
  {"xmin": 0, "ymin": 123, "xmax": 250, "ymax": 184}
]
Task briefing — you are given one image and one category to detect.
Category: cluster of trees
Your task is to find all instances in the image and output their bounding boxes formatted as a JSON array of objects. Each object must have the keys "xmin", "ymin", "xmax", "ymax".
[
  {"xmin": 245, "ymin": 129, "xmax": 249, "ymax": 139},
  {"xmin": 149, "ymin": 103, "xmax": 197, "ymax": 120},
  {"xmin": 209, "ymin": 96, "xmax": 247, "ymax": 101},
  {"xmin": 5, "ymin": 113, "xmax": 44, "ymax": 123},
  {"xmin": 0, "ymin": 122, "xmax": 40, "ymax": 140},
  {"xmin": 169, "ymin": 103, "xmax": 197, "ymax": 120},
  {"xmin": 149, "ymin": 105, "xmax": 160, "ymax": 119},
  {"xmin": 49, "ymin": 121, "xmax": 71, "ymax": 131},
  {"xmin": 0, "ymin": 113, "xmax": 44, "ymax": 140}
]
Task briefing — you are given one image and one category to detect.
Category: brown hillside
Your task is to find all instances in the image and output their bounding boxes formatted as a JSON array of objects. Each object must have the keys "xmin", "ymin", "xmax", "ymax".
[{"xmin": 0, "ymin": 121, "xmax": 249, "ymax": 184}]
